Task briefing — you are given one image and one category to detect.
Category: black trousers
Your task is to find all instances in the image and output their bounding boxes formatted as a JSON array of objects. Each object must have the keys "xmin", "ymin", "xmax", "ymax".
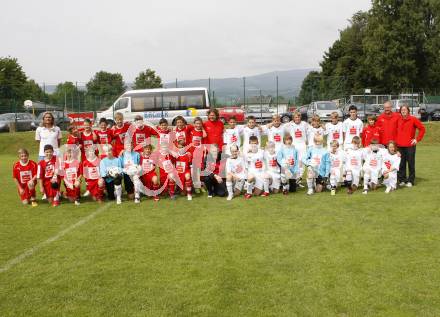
[
  {"xmin": 104, "ymin": 175, "xmax": 122, "ymax": 200},
  {"xmin": 398, "ymin": 146, "xmax": 416, "ymax": 184},
  {"xmin": 202, "ymin": 174, "xmax": 226, "ymax": 197}
]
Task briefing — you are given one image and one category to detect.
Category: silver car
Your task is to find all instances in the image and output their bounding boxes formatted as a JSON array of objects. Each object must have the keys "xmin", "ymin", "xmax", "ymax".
[
  {"xmin": 307, "ymin": 101, "xmax": 343, "ymax": 122},
  {"xmin": 0, "ymin": 113, "xmax": 35, "ymax": 132}
]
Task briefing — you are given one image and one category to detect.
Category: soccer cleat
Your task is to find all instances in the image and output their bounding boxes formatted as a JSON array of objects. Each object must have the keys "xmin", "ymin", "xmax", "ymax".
[
  {"xmin": 260, "ymin": 192, "xmax": 270, "ymax": 197},
  {"xmin": 134, "ymin": 198, "xmax": 140, "ymax": 204},
  {"xmin": 170, "ymin": 195, "xmax": 176, "ymax": 200},
  {"xmin": 385, "ymin": 186, "xmax": 391, "ymax": 194},
  {"xmin": 52, "ymin": 200, "xmax": 59, "ymax": 207},
  {"xmin": 207, "ymin": 195, "xmax": 213, "ymax": 198},
  {"xmin": 31, "ymin": 201, "xmax": 38, "ymax": 207},
  {"xmin": 42, "ymin": 194, "xmax": 47, "ymax": 200},
  {"xmin": 74, "ymin": 200, "xmax": 81, "ymax": 206},
  {"xmin": 307, "ymin": 188, "xmax": 314, "ymax": 195},
  {"xmin": 116, "ymin": 197, "xmax": 122, "ymax": 205},
  {"xmin": 331, "ymin": 188, "xmax": 336, "ymax": 196},
  {"xmin": 226, "ymin": 194, "xmax": 233, "ymax": 201},
  {"xmin": 406, "ymin": 182, "xmax": 413, "ymax": 188},
  {"xmin": 244, "ymin": 193, "xmax": 252, "ymax": 199},
  {"xmin": 153, "ymin": 196, "xmax": 160, "ymax": 202},
  {"xmin": 82, "ymin": 190, "xmax": 90, "ymax": 197},
  {"xmin": 399, "ymin": 182, "xmax": 406, "ymax": 187},
  {"xmin": 347, "ymin": 187, "xmax": 353, "ymax": 195},
  {"xmin": 362, "ymin": 189, "xmax": 368, "ymax": 195},
  {"xmin": 187, "ymin": 195, "xmax": 192, "ymax": 201},
  {"xmin": 282, "ymin": 189, "xmax": 288, "ymax": 195}
]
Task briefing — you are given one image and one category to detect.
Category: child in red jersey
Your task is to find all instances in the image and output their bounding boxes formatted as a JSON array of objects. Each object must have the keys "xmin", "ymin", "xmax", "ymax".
[
  {"xmin": 80, "ymin": 118, "xmax": 97, "ymax": 160},
  {"xmin": 112, "ymin": 112, "xmax": 131, "ymax": 157},
  {"xmin": 12, "ymin": 148, "xmax": 38, "ymax": 206},
  {"xmin": 66, "ymin": 125, "xmax": 81, "ymax": 147},
  {"xmin": 174, "ymin": 140, "xmax": 193, "ymax": 200},
  {"xmin": 362, "ymin": 115, "xmax": 381, "ymax": 147},
  {"xmin": 155, "ymin": 118, "xmax": 176, "ymax": 148},
  {"xmin": 157, "ymin": 143, "xmax": 180, "ymax": 199},
  {"xmin": 132, "ymin": 115, "xmax": 154, "ymax": 152},
  {"xmin": 95, "ymin": 118, "xmax": 113, "ymax": 158},
  {"xmin": 174, "ymin": 116, "xmax": 192, "ymax": 146},
  {"xmin": 60, "ymin": 147, "xmax": 82, "ymax": 205},
  {"xmin": 82, "ymin": 147, "xmax": 105, "ymax": 202},
  {"xmin": 188, "ymin": 117, "xmax": 207, "ymax": 193},
  {"xmin": 37, "ymin": 144, "xmax": 61, "ymax": 206},
  {"xmin": 140, "ymin": 144, "xmax": 160, "ymax": 201}
]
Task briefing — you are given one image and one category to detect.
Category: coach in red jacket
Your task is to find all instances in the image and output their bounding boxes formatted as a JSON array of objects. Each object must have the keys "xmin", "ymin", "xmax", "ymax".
[
  {"xmin": 396, "ymin": 104, "xmax": 425, "ymax": 187},
  {"xmin": 203, "ymin": 108, "xmax": 224, "ymax": 151},
  {"xmin": 376, "ymin": 101, "xmax": 400, "ymax": 146}
]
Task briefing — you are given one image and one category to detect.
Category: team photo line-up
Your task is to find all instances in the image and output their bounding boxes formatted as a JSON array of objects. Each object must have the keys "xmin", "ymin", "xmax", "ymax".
[{"xmin": 12, "ymin": 102, "xmax": 426, "ymax": 207}]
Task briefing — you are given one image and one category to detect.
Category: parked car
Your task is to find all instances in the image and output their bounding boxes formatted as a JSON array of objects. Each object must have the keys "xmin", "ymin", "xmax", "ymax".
[
  {"xmin": 218, "ymin": 107, "xmax": 245, "ymax": 124},
  {"xmin": 31, "ymin": 110, "xmax": 71, "ymax": 130},
  {"xmin": 307, "ymin": 101, "xmax": 342, "ymax": 122},
  {"xmin": 244, "ymin": 105, "xmax": 273, "ymax": 123},
  {"xmin": 0, "ymin": 112, "xmax": 35, "ymax": 132},
  {"xmin": 343, "ymin": 103, "xmax": 381, "ymax": 121},
  {"xmin": 420, "ymin": 104, "xmax": 440, "ymax": 121},
  {"xmin": 280, "ymin": 105, "xmax": 308, "ymax": 123}
]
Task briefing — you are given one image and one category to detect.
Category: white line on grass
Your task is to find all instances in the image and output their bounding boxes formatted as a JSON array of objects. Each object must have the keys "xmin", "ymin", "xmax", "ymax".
[{"xmin": 0, "ymin": 202, "xmax": 112, "ymax": 274}]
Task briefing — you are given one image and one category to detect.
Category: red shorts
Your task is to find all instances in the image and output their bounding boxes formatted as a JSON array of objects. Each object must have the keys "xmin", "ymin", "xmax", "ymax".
[
  {"xmin": 86, "ymin": 179, "xmax": 104, "ymax": 200},
  {"xmin": 43, "ymin": 180, "xmax": 60, "ymax": 198},
  {"xmin": 141, "ymin": 171, "xmax": 157, "ymax": 189},
  {"xmin": 65, "ymin": 185, "xmax": 80, "ymax": 199},
  {"xmin": 18, "ymin": 182, "xmax": 36, "ymax": 201}
]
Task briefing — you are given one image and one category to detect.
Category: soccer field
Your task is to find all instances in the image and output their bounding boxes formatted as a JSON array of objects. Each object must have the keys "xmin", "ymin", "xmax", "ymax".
[{"xmin": 1, "ymin": 126, "xmax": 440, "ymax": 316}]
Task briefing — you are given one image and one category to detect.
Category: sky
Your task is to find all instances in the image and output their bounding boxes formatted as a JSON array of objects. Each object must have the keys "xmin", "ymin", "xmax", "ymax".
[{"xmin": 1, "ymin": 0, "xmax": 371, "ymax": 84}]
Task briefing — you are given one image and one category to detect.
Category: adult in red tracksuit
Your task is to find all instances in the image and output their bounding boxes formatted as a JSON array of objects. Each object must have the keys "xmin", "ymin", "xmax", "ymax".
[
  {"xmin": 376, "ymin": 101, "xmax": 400, "ymax": 146},
  {"xmin": 203, "ymin": 108, "xmax": 224, "ymax": 151},
  {"xmin": 396, "ymin": 105, "xmax": 426, "ymax": 186}
]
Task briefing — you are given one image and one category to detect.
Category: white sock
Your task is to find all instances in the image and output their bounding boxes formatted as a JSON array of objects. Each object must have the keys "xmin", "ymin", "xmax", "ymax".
[
  {"xmin": 307, "ymin": 178, "xmax": 314, "ymax": 189},
  {"xmin": 283, "ymin": 183, "xmax": 289, "ymax": 191},
  {"xmin": 246, "ymin": 181, "xmax": 253, "ymax": 194},
  {"xmin": 115, "ymin": 185, "xmax": 122, "ymax": 200},
  {"xmin": 226, "ymin": 181, "xmax": 233, "ymax": 195},
  {"xmin": 263, "ymin": 179, "xmax": 270, "ymax": 193}
]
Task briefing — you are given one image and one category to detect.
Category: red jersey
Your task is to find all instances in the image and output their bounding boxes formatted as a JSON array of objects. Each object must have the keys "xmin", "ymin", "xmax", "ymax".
[
  {"xmin": 67, "ymin": 134, "xmax": 80, "ymax": 146},
  {"xmin": 175, "ymin": 152, "xmax": 192, "ymax": 174},
  {"xmin": 155, "ymin": 127, "xmax": 174, "ymax": 147},
  {"xmin": 82, "ymin": 158, "xmax": 101, "ymax": 180},
  {"xmin": 203, "ymin": 120, "xmax": 224, "ymax": 149},
  {"xmin": 140, "ymin": 154, "xmax": 156, "ymax": 175},
  {"xmin": 13, "ymin": 160, "xmax": 38, "ymax": 185},
  {"xmin": 112, "ymin": 122, "xmax": 131, "ymax": 156},
  {"xmin": 175, "ymin": 125, "xmax": 192, "ymax": 146},
  {"xmin": 396, "ymin": 115, "xmax": 426, "ymax": 147},
  {"xmin": 189, "ymin": 128, "xmax": 204, "ymax": 149},
  {"xmin": 94, "ymin": 129, "xmax": 113, "ymax": 145},
  {"xmin": 362, "ymin": 125, "xmax": 381, "ymax": 147},
  {"xmin": 376, "ymin": 112, "xmax": 400, "ymax": 145},
  {"xmin": 80, "ymin": 131, "xmax": 96, "ymax": 152},
  {"xmin": 61, "ymin": 160, "xmax": 82, "ymax": 183},
  {"xmin": 38, "ymin": 156, "xmax": 58, "ymax": 182},
  {"xmin": 133, "ymin": 125, "xmax": 154, "ymax": 151}
]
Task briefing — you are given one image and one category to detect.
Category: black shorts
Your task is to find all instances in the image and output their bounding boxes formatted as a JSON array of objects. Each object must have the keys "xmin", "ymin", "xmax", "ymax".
[{"xmin": 123, "ymin": 174, "xmax": 134, "ymax": 194}]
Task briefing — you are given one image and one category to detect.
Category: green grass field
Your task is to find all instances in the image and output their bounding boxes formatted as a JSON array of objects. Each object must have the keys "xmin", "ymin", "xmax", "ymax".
[{"xmin": 1, "ymin": 124, "xmax": 440, "ymax": 316}]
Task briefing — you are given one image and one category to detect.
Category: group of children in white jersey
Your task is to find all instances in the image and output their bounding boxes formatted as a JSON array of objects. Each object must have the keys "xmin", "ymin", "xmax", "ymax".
[{"xmin": 223, "ymin": 105, "xmax": 401, "ymax": 200}]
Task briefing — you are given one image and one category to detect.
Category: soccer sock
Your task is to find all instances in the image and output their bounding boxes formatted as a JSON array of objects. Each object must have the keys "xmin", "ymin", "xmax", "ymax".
[
  {"xmin": 263, "ymin": 179, "xmax": 270, "ymax": 193},
  {"xmin": 185, "ymin": 179, "xmax": 192, "ymax": 195},
  {"xmin": 114, "ymin": 185, "xmax": 122, "ymax": 200},
  {"xmin": 246, "ymin": 181, "xmax": 253, "ymax": 194},
  {"xmin": 226, "ymin": 181, "xmax": 233, "ymax": 195},
  {"xmin": 307, "ymin": 178, "xmax": 314, "ymax": 189},
  {"xmin": 168, "ymin": 181, "xmax": 175, "ymax": 196},
  {"xmin": 282, "ymin": 182, "xmax": 289, "ymax": 191}
]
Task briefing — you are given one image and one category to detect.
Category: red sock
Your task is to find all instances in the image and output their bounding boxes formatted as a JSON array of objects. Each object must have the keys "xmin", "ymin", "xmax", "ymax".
[{"xmin": 168, "ymin": 181, "xmax": 175, "ymax": 196}]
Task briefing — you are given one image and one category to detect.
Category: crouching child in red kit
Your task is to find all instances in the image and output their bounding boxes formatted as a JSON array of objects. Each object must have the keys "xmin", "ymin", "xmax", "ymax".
[{"xmin": 13, "ymin": 148, "xmax": 38, "ymax": 206}]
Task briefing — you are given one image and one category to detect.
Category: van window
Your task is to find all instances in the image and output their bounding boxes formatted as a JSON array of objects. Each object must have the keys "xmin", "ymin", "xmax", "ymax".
[
  {"xmin": 161, "ymin": 95, "xmax": 179, "ymax": 110},
  {"xmin": 181, "ymin": 94, "xmax": 205, "ymax": 109},
  {"xmin": 132, "ymin": 96, "xmax": 155, "ymax": 111},
  {"xmin": 114, "ymin": 98, "xmax": 129, "ymax": 110}
]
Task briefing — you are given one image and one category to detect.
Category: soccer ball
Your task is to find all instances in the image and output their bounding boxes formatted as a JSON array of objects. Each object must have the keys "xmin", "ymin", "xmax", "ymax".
[
  {"xmin": 124, "ymin": 165, "xmax": 141, "ymax": 176},
  {"xmin": 108, "ymin": 166, "xmax": 122, "ymax": 178}
]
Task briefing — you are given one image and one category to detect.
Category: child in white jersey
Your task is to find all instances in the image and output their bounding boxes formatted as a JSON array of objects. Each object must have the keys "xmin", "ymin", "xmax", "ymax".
[
  {"xmin": 343, "ymin": 105, "xmax": 364, "ymax": 151},
  {"xmin": 328, "ymin": 140, "xmax": 345, "ymax": 195},
  {"xmin": 242, "ymin": 116, "xmax": 263, "ymax": 155},
  {"xmin": 344, "ymin": 136, "xmax": 364, "ymax": 194},
  {"xmin": 382, "ymin": 141, "xmax": 401, "ymax": 193},
  {"xmin": 307, "ymin": 115, "xmax": 325, "ymax": 147},
  {"xmin": 263, "ymin": 115, "xmax": 285, "ymax": 152},
  {"xmin": 325, "ymin": 112, "xmax": 344, "ymax": 149},
  {"xmin": 244, "ymin": 136, "xmax": 268, "ymax": 198},
  {"xmin": 225, "ymin": 144, "xmax": 247, "ymax": 200},
  {"xmin": 223, "ymin": 117, "xmax": 243, "ymax": 155},
  {"xmin": 362, "ymin": 139, "xmax": 383, "ymax": 194},
  {"xmin": 263, "ymin": 141, "xmax": 281, "ymax": 193}
]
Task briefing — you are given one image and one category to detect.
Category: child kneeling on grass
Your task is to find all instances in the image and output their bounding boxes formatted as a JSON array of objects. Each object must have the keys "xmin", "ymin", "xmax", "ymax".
[
  {"xmin": 13, "ymin": 148, "xmax": 38, "ymax": 206},
  {"xmin": 276, "ymin": 134, "xmax": 299, "ymax": 194},
  {"xmin": 99, "ymin": 144, "xmax": 123, "ymax": 204},
  {"xmin": 37, "ymin": 144, "xmax": 61, "ymax": 207},
  {"xmin": 303, "ymin": 135, "xmax": 330, "ymax": 195},
  {"xmin": 225, "ymin": 144, "xmax": 247, "ymax": 200},
  {"xmin": 382, "ymin": 141, "xmax": 401, "ymax": 194}
]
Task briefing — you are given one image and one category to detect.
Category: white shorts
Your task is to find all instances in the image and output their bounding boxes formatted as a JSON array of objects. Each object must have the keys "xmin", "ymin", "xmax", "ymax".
[
  {"xmin": 267, "ymin": 171, "xmax": 281, "ymax": 190},
  {"xmin": 247, "ymin": 171, "xmax": 265, "ymax": 190}
]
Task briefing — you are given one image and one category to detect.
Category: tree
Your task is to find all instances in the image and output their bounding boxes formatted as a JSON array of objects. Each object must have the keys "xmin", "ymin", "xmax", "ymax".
[
  {"xmin": 86, "ymin": 71, "xmax": 125, "ymax": 110},
  {"xmin": 297, "ymin": 71, "xmax": 322, "ymax": 105},
  {"xmin": 23, "ymin": 79, "xmax": 47, "ymax": 102},
  {"xmin": 134, "ymin": 68, "xmax": 163, "ymax": 89},
  {"xmin": 49, "ymin": 82, "xmax": 79, "ymax": 108},
  {"xmin": 0, "ymin": 57, "xmax": 27, "ymax": 105}
]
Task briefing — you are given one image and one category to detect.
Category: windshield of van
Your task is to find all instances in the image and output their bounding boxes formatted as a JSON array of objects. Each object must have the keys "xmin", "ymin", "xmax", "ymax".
[{"xmin": 316, "ymin": 102, "xmax": 337, "ymax": 110}]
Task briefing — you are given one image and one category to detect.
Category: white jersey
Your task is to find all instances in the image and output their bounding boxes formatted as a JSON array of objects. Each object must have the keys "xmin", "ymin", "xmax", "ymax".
[
  {"xmin": 382, "ymin": 152, "xmax": 401, "ymax": 172},
  {"xmin": 264, "ymin": 125, "xmax": 285, "ymax": 151},
  {"xmin": 342, "ymin": 118, "xmax": 364, "ymax": 145},
  {"xmin": 225, "ymin": 156, "xmax": 247, "ymax": 179},
  {"xmin": 363, "ymin": 148, "xmax": 383, "ymax": 171},
  {"xmin": 223, "ymin": 126, "xmax": 243, "ymax": 153},
  {"xmin": 345, "ymin": 148, "xmax": 364, "ymax": 171},
  {"xmin": 242, "ymin": 126, "xmax": 262, "ymax": 153},
  {"xmin": 264, "ymin": 151, "xmax": 280, "ymax": 174},
  {"xmin": 325, "ymin": 122, "xmax": 344, "ymax": 147},
  {"xmin": 307, "ymin": 126, "xmax": 325, "ymax": 146},
  {"xmin": 245, "ymin": 149, "xmax": 266, "ymax": 175},
  {"xmin": 284, "ymin": 121, "xmax": 309, "ymax": 145}
]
